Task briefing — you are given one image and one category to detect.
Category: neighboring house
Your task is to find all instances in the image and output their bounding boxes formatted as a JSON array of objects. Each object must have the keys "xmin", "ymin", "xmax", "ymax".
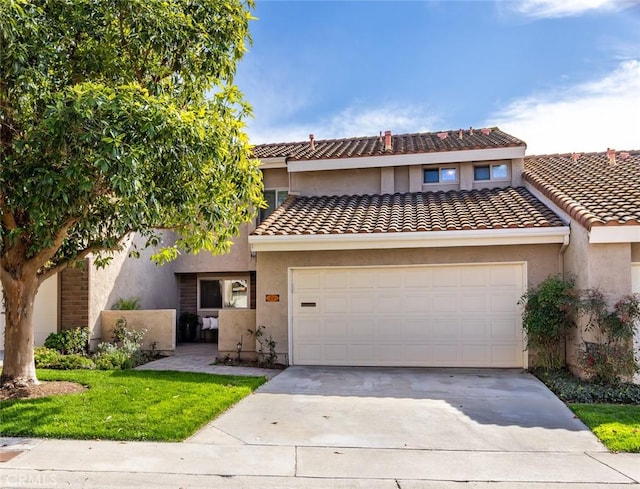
[
  {"xmin": 3, "ymin": 128, "xmax": 637, "ymax": 377},
  {"xmin": 523, "ymin": 150, "xmax": 640, "ymax": 377}
]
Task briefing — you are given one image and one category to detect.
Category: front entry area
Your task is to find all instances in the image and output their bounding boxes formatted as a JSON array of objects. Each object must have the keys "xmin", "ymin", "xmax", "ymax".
[{"xmin": 291, "ymin": 263, "xmax": 526, "ymax": 367}]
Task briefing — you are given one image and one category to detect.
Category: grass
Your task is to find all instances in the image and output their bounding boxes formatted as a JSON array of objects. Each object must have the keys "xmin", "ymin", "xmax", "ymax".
[
  {"xmin": 0, "ymin": 369, "xmax": 265, "ymax": 441},
  {"xmin": 570, "ymin": 404, "xmax": 640, "ymax": 453}
]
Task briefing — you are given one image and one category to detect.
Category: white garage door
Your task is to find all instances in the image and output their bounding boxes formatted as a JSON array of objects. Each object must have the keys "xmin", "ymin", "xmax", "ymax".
[{"xmin": 291, "ymin": 263, "xmax": 526, "ymax": 367}]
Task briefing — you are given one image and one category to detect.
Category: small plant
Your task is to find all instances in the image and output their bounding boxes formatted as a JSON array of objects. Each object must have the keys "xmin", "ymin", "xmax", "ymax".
[
  {"xmin": 519, "ymin": 275, "xmax": 579, "ymax": 369},
  {"xmin": 248, "ymin": 325, "xmax": 278, "ymax": 366},
  {"xmin": 93, "ymin": 318, "xmax": 147, "ymax": 370},
  {"xmin": 43, "ymin": 327, "xmax": 89, "ymax": 355},
  {"xmin": 111, "ymin": 297, "xmax": 141, "ymax": 310},
  {"xmin": 576, "ymin": 292, "xmax": 640, "ymax": 384}
]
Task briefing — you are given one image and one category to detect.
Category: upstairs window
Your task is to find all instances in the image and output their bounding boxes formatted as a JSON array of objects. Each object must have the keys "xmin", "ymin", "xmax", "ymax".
[
  {"xmin": 423, "ymin": 167, "xmax": 458, "ymax": 184},
  {"xmin": 259, "ymin": 189, "xmax": 289, "ymax": 222},
  {"xmin": 474, "ymin": 163, "xmax": 509, "ymax": 181}
]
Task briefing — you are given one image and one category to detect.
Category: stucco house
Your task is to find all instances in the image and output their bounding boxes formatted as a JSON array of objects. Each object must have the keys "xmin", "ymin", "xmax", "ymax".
[{"xmin": 2, "ymin": 128, "xmax": 638, "ymax": 376}]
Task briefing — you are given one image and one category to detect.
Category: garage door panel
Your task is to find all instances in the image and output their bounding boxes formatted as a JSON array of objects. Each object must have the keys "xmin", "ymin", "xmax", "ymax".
[
  {"xmin": 375, "ymin": 270, "xmax": 403, "ymax": 288},
  {"xmin": 461, "ymin": 267, "xmax": 488, "ymax": 286},
  {"xmin": 323, "ymin": 319, "xmax": 347, "ymax": 339},
  {"xmin": 324, "ymin": 296, "xmax": 348, "ymax": 313},
  {"xmin": 350, "ymin": 271, "xmax": 375, "ymax": 288},
  {"xmin": 350, "ymin": 296, "xmax": 375, "ymax": 313},
  {"xmin": 461, "ymin": 294, "xmax": 488, "ymax": 313},
  {"xmin": 292, "ymin": 264, "xmax": 525, "ymax": 367},
  {"xmin": 491, "ymin": 318, "xmax": 521, "ymax": 340},
  {"xmin": 431, "ymin": 294, "xmax": 459, "ymax": 312},
  {"xmin": 433, "ymin": 268, "xmax": 460, "ymax": 286},
  {"xmin": 378, "ymin": 295, "xmax": 402, "ymax": 313},
  {"xmin": 325, "ymin": 344, "xmax": 348, "ymax": 361},
  {"xmin": 295, "ymin": 271, "xmax": 323, "ymax": 290},
  {"xmin": 404, "ymin": 269, "xmax": 433, "ymax": 288},
  {"xmin": 324, "ymin": 271, "xmax": 348, "ymax": 289},
  {"xmin": 403, "ymin": 294, "xmax": 431, "ymax": 313}
]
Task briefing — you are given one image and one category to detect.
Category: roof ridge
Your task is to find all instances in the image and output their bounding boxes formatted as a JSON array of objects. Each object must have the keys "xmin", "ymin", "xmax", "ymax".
[
  {"xmin": 252, "ymin": 127, "xmax": 516, "ymax": 148},
  {"xmin": 526, "ymin": 149, "xmax": 640, "ymax": 159}
]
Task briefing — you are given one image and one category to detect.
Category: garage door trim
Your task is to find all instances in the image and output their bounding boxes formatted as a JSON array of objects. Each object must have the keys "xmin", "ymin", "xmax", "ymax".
[{"xmin": 288, "ymin": 261, "xmax": 528, "ymax": 368}]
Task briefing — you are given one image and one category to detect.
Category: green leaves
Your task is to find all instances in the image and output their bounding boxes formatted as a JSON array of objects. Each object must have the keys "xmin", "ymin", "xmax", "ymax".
[{"xmin": 0, "ymin": 0, "xmax": 260, "ymax": 276}]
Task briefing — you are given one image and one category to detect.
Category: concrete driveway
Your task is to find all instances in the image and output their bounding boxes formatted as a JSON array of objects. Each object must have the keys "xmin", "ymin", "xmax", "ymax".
[{"xmin": 192, "ymin": 366, "xmax": 603, "ymax": 452}]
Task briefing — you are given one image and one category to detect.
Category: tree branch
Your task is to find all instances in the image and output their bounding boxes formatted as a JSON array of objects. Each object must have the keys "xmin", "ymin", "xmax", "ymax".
[{"xmin": 37, "ymin": 233, "xmax": 129, "ymax": 283}]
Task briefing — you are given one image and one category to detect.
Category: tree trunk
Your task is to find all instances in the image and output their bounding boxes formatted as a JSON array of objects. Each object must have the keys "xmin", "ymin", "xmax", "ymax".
[{"xmin": 1, "ymin": 272, "xmax": 39, "ymax": 387}]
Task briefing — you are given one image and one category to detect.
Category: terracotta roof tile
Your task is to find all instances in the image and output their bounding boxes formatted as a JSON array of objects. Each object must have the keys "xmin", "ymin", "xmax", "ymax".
[
  {"xmin": 252, "ymin": 128, "xmax": 525, "ymax": 161},
  {"xmin": 253, "ymin": 187, "xmax": 565, "ymax": 236},
  {"xmin": 524, "ymin": 151, "xmax": 640, "ymax": 229}
]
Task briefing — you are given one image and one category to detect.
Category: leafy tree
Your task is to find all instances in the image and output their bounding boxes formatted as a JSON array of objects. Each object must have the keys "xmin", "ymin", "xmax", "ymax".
[{"xmin": 0, "ymin": 0, "xmax": 262, "ymax": 386}]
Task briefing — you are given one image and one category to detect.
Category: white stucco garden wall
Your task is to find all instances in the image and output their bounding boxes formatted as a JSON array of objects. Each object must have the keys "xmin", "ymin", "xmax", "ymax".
[{"xmin": 0, "ymin": 274, "xmax": 58, "ymax": 350}]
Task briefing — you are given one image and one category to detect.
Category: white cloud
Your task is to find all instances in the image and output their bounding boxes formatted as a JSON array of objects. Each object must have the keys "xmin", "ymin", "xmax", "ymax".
[
  {"xmin": 511, "ymin": 0, "xmax": 634, "ymax": 18},
  {"xmin": 247, "ymin": 103, "xmax": 440, "ymax": 144},
  {"xmin": 489, "ymin": 60, "xmax": 640, "ymax": 154}
]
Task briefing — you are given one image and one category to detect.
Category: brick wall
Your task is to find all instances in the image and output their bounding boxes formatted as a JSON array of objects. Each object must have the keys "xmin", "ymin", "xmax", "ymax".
[
  {"xmin": 179, "ymin": 273, "xmax": 198, "ymax": 316},
  {"xmin": 59, "ymin": 261, "xmax": 89, "ymax": 329}
]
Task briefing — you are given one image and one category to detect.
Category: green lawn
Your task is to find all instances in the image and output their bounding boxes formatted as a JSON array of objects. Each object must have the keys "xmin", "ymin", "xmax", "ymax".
[
  {"xmin": 570, "ymin": 404, "xmax": 640, "ymax": 453},
  {"xmin": 0, "ymin": 369, "xmax": 265, "ymax": 441}
]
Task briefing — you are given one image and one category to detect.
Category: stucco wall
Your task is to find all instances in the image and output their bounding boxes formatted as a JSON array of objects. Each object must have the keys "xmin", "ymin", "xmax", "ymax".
[
  {"xmin": 217, "ymin": 309, "xmax": 257, "ymax": 359},
  {"xmin": 255, "ymin": 244, "xmax": 561, "ymax": 360},
  {"xmin": 291, "ymin": 168, "xmax": 382, "ymax": 196},
  {"xmin": 101, "ymin": 309, "xmax": 176, "ymax": 352},
  {"xmin": 173, "ymin": 224, "xmax": 256, "ymax": 274},
  {"xmin": 0, "ymin": 275, "xmax": 58, "ymax": 350},
  {"xmin": 563, "ymin": 218, "xmax": 636, "ymax": 372},
  {"xmin": 263, "ymin": 168, "xmax": 288, "ymax": 189},
  {"xmin": 89, "ymin": 233, "xmax": 178, "ymax": 343}
]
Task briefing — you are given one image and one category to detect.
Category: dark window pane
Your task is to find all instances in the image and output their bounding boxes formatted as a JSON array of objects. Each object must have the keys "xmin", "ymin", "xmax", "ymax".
[
  {"xmin": 276, "ymin": 190, "xmax": 289, "ymax": 206},
  {"xmin": 259, "ymin": 190, "xmax": 277, "ymax": 222},
  {"xmin": 474, "ymin": 166, "xmax": 490, "ymax": 180},
  {"xmin": 424, "ymin": 169, "xmax": 439, "ymax": 183},
  {"xmin": 200, "ymin": 280, "xmax": 222, "ymax": 309}
]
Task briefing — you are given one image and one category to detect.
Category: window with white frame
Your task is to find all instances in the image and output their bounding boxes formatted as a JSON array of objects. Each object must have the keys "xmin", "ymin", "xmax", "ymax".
[
  {"xmin": 423, "ymin": 167, "xmax": 458, "ymax": 184},
  {"xmin": 198, "ymin": 277, "xmax": 249, "ymax": 310},
  {"xmin": 259, "ymin": 189, "xmax": 289, "ymax": 222},
  {"xmin": 474, "ymin": 163, "xmax": 509, "ymax": 181}
]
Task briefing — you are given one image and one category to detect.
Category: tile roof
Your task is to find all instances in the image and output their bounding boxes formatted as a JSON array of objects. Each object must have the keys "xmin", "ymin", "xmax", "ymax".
[
  {"xmin": 524, "ymin": 150, "xmax": 640, "ymax": 229},
  {"xmin": 253, "ymin": 187, "xmax": 565, "ymax": 236},
  {"xmin": 252, "ymin": 128, "xmax": 525, "ymax": 161}
]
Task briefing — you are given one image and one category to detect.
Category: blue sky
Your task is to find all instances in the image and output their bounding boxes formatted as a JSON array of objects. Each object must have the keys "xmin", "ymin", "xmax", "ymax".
[{"xmin": 235, "ymin": 0, "xmax": 640, "ymax": 154}]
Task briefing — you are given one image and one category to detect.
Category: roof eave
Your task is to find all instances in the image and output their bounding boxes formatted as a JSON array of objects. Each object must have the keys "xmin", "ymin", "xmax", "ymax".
[
  {"xmin": 249, "ymin": 226, "xmax": 570, "ymax": 252},
  {"xmin": 286, "ymin": 146, "xmax": 526, "ymax": 173},
  {"xmin": 589, "ymin": 225, "xmax": 640, "ymax": 244}
]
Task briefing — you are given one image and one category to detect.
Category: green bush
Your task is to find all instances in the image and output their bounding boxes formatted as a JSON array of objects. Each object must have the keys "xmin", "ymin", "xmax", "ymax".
[
  {"xmin": 111, "ymin": 297, "xmax": 141, "ymax": 310},
  {"xmin": 576, "ymin": 292, "xmax": 640, "ymax": 384},
  {"xmin": 34, "ymin": 347, "xmax": 95, "ymax": 370},
  {"xmin": 534, "ymin": 368, "xmax": 640, "ymax": 404},
  {"xmin": 93, "ymin": 318, "xmax": 146, "ymax": 369},
  {"xmin": 519, "ymin": 276, "xmax": 578, "ymax": 369},
  {"xmin": 43, "ymin": 327, "xmax": 89, "ymax": 355}
]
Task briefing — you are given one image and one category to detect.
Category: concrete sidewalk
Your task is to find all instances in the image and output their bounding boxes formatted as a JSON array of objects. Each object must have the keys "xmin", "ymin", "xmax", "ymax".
[
  {"xmin": 1, "ymin": 437, "xmax": 639, "ymax": 488},
  {"xmin": 1, "ymin": 354, "xmax": 639, "ymax": 488}
]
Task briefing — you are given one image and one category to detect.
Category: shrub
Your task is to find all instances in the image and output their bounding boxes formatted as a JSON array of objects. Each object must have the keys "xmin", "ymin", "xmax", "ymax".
[
  {"xmin": 34, "ymin": 347, "xmax": 95, "ymax": 370},
  {"xmin": 93, "ymin": 318, "xmax": 147, "ymax": 369},
  {"xmin": 575, "ymin": 292, "xmax": 640, "ymax": 384},
  {"xmin": 249, "ymin": 325, "xmax": 278, "ymax": 366},
  {"xmin": 43, "ymin": 327, "xmax": 89, "ymax": 355},
  {"xmin": 519, "ymin": 276, "xmax": 579, "ymax": 369}
]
